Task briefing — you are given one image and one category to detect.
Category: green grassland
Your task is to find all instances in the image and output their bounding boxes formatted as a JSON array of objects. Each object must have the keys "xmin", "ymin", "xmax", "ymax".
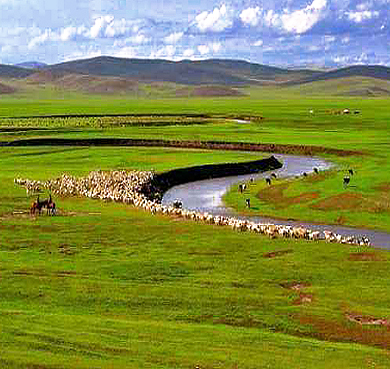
[{"xmin": 1, "ymin": 84, "xmax": 390, "ymax": 367}]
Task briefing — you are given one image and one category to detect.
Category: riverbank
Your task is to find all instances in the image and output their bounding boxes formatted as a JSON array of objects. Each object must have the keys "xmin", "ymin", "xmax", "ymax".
[{"xmin": 1, "ymin": 137, "xmax": 362, "ymax": 157}]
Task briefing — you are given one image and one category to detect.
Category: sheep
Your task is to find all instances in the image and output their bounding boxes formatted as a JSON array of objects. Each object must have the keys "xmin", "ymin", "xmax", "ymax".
[{"xmin": 15, "ymin": 169, "xmax": 370, "ymax": 247}]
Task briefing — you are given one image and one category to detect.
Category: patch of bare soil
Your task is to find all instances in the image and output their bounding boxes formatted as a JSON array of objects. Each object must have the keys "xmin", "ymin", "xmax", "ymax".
[
  {"xmin": 311, "ymin": 193, "xmax": 369, "ymax": 211},
  {"xmin": 280, "ymin": 281, "xmax": 311, "ymax": 291},
  {"xmin": 346, "ymin": 313, "xmax": 390, "ymax": 326},
  {"xmin": 0, "ymin": 82, "xmax": 15, "ymax": 94},
  {"xmin": 293, "ymin": 294, "xmax": 314, "ymax": 305},
  {"xmin": 348, "ymin": 252, "xmax": 384, "ymax": 261},
  {"xmin": 298, "ymin": 313, "xmax": 390, "ymax": 350},
  {"xmin": 257, "ymin": 183, "xmax": 320, "ymax": 209},
  {"xmin": 280, "ymin": 282, "xmax": 313, "ymax": 305},
  {"xmin": 263, "ymin": 249, "xmax": 293, "ymax": 258}
]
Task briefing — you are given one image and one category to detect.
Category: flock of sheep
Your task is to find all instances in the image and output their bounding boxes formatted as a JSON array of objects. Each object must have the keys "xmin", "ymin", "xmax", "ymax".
[{"xmin": 14, "ymin": 169, "xmax": 371, "ymax": 247}]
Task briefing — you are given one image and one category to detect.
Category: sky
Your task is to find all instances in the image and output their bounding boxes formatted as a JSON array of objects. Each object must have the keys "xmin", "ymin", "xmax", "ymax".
[{"xmin": 0, "ymin": 0, "xmax": 389, "ymax": 67}]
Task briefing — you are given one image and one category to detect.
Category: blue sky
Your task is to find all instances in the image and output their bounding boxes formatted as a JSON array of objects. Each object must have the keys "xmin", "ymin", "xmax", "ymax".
[{"xmin": 0, "ymin": 0, "xmax": 389, "ymax": 67}]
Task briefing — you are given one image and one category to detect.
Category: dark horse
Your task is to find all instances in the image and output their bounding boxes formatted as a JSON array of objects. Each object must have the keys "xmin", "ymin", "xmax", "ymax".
[
  {"xmin": 30, "ymin": 194, "xmax": 56, "ymax": 215},
  {"xmin": 46, "ymin": 194, "xmax": 56, "ymax": 215}
]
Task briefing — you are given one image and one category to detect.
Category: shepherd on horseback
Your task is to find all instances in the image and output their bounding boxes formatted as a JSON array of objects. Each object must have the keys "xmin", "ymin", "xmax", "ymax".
[{"xmin": 30, "ymin": 194, "xmax": 56, "ymax": 215}]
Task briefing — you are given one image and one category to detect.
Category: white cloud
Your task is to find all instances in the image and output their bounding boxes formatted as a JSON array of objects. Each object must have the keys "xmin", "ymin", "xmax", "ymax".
[
  {"xmin": 280, "ymin": 0, "xmax": 328, "ymax": 34},
  {"xmin": 197, "ymin": 44, "xmax": 210, "ymax": 55},
  {"xmin": 211, "ymin": 42, "xmax": 221, "ymax": 52},
  {"xmin": 197, "ymin": 42, "xmax": 221, "ymax": 56},
  {"xmin": 332, "ymin": 55, "xmax": 349, "ymax": 65},
  {"xmin": 264, "ymin": 10, "xmax": 280, "ymax": 28},
  {"xmin": 164, "ymin": 31, "xmax": 184, "ymax": 44},
  {"xmin": 240, "ymin": 6, "xmax": 261, "ymax": 27},
  {"xmin": 131, "ymin": 34, "xmax": 150, "ymax": 44},
  {"xmin": 113, "ymin": 33, "xmax": 150, "ymax": 47},
  {"xmin": 114, "ymin": 46, "xmax": 136, "ymax": 58},
  {"xmin": 89, "ymin": 15, "xmax": 114, "ymax": 38},
  {"xmin": 195, "ymin": 4, "xmax": 233, "ymax": 32},
  {"xmin": 1, "ymin": 45, "xmax": 13, "ymax": 53},
  {"xmin": 341, "ymin": 36, "xmax": 350, "ymax": 44},
  {"xmin": 308, "ymin": 45, "xmax": 321, "ymax": 51},
  {"xmin": 104, "ymin": 17, "xmax": 139, "ymax": 38},
  {"xmin": 183, "ymin": 48, "xmax": 194, "ymax": 58},
  {"xmin": 252, "ymin": 39, "xmax": 263, "ymax": 47},
  {"xmin": 28, "ymin": 29, "xmax": 59, "ymax": 50},
  {"xmin": 62, "ymin": 48, "xmax": 102, "ymax": 62},
  {"xmin": 84, "ymin": 15, "xmax": 142, "ymax": 39},
  {"xmin": 60, "ymin": 25, "xmax": 88, "ymax": 41},
  {"xmin": 150, "ymin": 45, "xmax": 176, "ymax": 59},
  {"xmin": 347, "ymin": 10, "xmax": 379, "ymax": 23}
]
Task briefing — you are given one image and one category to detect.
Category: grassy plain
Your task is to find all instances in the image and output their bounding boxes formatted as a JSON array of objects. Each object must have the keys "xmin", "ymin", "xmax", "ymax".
[{"xmin": 0, "ymin": 85, "xmax": 390, "ymax": 367}]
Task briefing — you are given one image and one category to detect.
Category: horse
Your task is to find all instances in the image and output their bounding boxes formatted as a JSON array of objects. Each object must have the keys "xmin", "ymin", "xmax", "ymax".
[
  {"xmin": 47, "ymin": 201, "xmax": 56, "ymax": 215},
  {"xmin": 30, "ymin": 194, "xmax": 55, "ymax": 215},
  {"xmin": 30, "ymin": 195, "xmax": 45, "ymax": 215},
  {"xmin": 45, "ymin": 194, "xmax": 56, "ymax": 215}
]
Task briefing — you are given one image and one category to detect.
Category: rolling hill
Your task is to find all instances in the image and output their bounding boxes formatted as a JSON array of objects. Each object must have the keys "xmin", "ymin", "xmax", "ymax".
[
  {"xmin": 14, "ymin": 61, "xmax": 47, "ymax": 69},
  {"xmin": 285, "ymin": 65, "xmax": 390, "ymax": 86},
  {"xmin": 39, "ymin": 56, "xmax": 319, "ymax": 85},
  {"xmin": 1, "ymin": 57, "xmax": 390, "ymax": 97},
  {"xmin": 0, "ymin": 64, "xmax": 35, "ymax": 79}
]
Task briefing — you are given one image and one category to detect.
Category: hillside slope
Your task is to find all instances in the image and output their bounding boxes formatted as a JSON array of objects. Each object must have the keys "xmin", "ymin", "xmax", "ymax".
[
  {"xmin": 286, "ymin": 65, "xmax": 390, "ymax": 86},
  {"xmin": 41, "ymin": 56, "xmax": 318, "ymax": 85},
  {"xmin": 0, "ymin": 64, "xmax": 35, "ymax": 79}
]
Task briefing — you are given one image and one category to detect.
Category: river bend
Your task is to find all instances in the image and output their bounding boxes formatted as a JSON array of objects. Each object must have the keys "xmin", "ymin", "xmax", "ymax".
[{"xmin": 162, "ymin": 154, "xmax": 390, "ymax": 250}]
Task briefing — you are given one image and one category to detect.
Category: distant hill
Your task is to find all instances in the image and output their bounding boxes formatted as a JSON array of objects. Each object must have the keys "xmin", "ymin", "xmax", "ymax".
[
  {"xmin": 0, "ymin": 64, "xmax": 34, "ymax": 78},
  {"xmin": 41, "ymin": 56, "xmax": 319, "ymax": 85},
  {"xmin": 15, "ymin": 61, "xmax": 47, "ymax": 69},
  {"xmin": 5, "ymin": 57, "xmax": 390, "ymax": 97},
  {"xmin": 285, "ymin": 65, "xmax": 390, "ymax": 86},
  {"xmin": 26, "ymin": 71, "xmax": 140, "ymax": 95},
  {"xmin": 285, "ymin": 76, "xmax": 390, "ymax": 97}
]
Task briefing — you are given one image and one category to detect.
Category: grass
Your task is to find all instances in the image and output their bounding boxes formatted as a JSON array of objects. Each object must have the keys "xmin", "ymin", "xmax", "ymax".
[{"xmin": 0, "ymin": 85, "xmax": 390, "ymax": 367}]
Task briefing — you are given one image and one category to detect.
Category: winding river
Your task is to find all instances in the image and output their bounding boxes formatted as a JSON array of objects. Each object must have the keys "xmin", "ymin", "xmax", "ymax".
[{"xmin": 162, "ymin": 154, "xmax": 390, "ymax": 250}]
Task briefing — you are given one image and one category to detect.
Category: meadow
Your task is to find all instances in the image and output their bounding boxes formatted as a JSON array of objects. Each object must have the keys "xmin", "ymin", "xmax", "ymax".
[{"xmin": 1, "ymin": 85, "xmax": 390, "ymax": 368}]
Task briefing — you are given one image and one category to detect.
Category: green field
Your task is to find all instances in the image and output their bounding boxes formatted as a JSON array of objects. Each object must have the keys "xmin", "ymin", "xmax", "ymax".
[{"xmin": 1, "ymin": 86, "xmax": 390, "ymax": 367}]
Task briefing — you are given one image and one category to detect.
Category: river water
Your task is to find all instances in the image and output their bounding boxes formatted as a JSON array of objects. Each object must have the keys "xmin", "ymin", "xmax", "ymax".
[{"xmin": 162, "ymin": 154, "xmax": 390, "ymax": 250}]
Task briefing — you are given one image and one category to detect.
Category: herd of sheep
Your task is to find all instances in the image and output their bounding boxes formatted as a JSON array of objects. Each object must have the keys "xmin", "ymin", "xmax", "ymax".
[{"xmin": 14, "ymin": 169, "xmax": 370, "ymax": 246}]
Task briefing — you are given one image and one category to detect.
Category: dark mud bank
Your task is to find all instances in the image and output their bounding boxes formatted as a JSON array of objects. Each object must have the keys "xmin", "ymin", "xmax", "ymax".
[
  {"xmin": 142, "ymin": 155, "xmax": 282, "ymax": 201},
  {"xmin": 1, "ymin": 138, "xmax": 361, "ymax": 156}
]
